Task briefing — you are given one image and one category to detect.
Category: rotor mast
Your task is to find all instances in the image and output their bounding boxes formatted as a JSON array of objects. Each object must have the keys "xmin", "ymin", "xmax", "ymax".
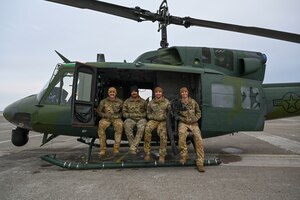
[{"xmin": 158, "ymin": 0, "xmax": 169, "ymax": 48}]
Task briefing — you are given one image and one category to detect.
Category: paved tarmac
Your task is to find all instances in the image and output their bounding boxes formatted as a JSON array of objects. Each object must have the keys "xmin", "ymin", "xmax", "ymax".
[{"xmin": 0, "ymin": 113, "xmax": 299, "ymax": 200}]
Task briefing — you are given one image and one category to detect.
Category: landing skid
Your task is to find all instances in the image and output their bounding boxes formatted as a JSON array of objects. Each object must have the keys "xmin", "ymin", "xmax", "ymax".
[
  {"xmin": 40, "ymin": 137, "xmax": 221, "ymax": 170},
  {"xmin": 41, "ymin": 154, "xmax": 221, "ymax": 170}
]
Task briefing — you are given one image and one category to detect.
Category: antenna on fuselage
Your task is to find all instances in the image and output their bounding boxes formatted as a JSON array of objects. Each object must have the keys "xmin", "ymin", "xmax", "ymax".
[{"xmin": 55, "ymin": 50, "xmax": 71, "ymax": 63}]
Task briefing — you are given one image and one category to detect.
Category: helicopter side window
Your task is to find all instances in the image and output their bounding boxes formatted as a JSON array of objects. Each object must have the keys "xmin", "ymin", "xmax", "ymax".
[
  {"xmin": 214, "ymin": 49, "xmax": 233, "ymax": 70},
  {"xmin": 61, "ymin": 72, "xmax": 73, "ymax": 104},
  {"xmin": 211, "ymin": 83, "xmax": 235, "ymax": 108},
  {"xmin": 241, "ymin": 86, "xmax": 260, "ymax": 110},
  {"xmin": 44, "ymin": 72, "xmax": 73, "ymax": 105},
  {"xmin": 76, "ymin": 72, "xmax": 92, "ymax": 102},
  {"xmin": 202, "ymin": 47, "xmax": 211, "ymax": 64},
  {"xmin": 139, "ymin": 89, "xmax": 152, "ymax": 101}
]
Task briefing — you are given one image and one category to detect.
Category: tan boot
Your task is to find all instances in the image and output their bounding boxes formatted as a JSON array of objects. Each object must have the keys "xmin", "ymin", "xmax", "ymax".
[
  {"xmin": 113, "ymin": 143, "xmax": 120, "ymax": 156},
  {"xmin": 197, "ymin": 165, "xmax": 205, "ymax": 173},
  {"xmin": 129, "ymin": 146, "xmax": 137, "ymax": 155},
  {"xmin": 158, "ymin": 156, "xmax": 165, "ymax": 164},
  {"xmin": 129, "ymin": 149, "xmax": 137, "ymax": 155},
  {"xmin": 180, "ymin": 155, "xmax": 187, "ymax": 165},
  {"xmin": 144, "ymin": 153, "xmax": 151, "ymax": 161},
  {"xmin": 99, "ymin": 149, "xmax": 106, "ymax": 157}
]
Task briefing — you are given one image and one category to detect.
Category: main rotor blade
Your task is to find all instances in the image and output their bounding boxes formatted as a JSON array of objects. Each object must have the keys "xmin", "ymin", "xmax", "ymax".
[
  {"xmin": 45, "ymin": 0, "xmax": 151, "ymax": 22},
  {"xmin": 169, "ymin": 16, "xmax": 300, "ymax": 44},
  {"xmin": 46, "ymin": 0, "xmax": 300, "ymax": 44}
]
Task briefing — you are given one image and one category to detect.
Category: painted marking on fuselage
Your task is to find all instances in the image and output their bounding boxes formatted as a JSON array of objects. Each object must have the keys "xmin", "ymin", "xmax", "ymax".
[{"xmin": 273, "ymin": 92, "xmax": 300, "ymax": 113}]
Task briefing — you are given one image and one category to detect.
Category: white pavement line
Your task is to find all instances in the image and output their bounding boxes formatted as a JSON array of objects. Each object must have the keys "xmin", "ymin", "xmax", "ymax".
[
  {"xmin": 0, "ymin": 134, "xmax": 42, "ymax": 144},
  {"xmin": 0, "ymin": 122, "xmax": 14, "ymax": 126},
  {"xmin": 222, "ymin": 154, "xmax": 300, "ymax": 167},
  {"xmin": 266, "ymin": 123, "xmax": 300, "ymax": 127},
  {"xmin": 0, "ymin": 140, "xmax": 12, "ymax": 144},
  {"xmin": 245, "ymin": 132, "xmax": 300, "ymax": 154},
  {"xmin": 0, "ymin": 130, "xmax": 12, "ymax": 134}
]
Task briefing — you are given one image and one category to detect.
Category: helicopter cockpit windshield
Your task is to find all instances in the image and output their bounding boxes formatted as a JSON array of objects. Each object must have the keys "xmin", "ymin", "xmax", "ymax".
[
  {"xmin": 37, "ymin": 64, "xmax": 73, "ymax": 105},
  {"xmin": 44, "ymin": 71, "xmax": 73, "ymax": 105},
  {"xmin": 37, "ymin": 64, "xmax": 60, "ymax": 102}
]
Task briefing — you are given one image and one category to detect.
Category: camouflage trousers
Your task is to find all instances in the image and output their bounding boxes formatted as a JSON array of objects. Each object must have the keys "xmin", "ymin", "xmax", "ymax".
[
  {"xmin": 178, "ymin": 122, "xmax": 204, "ymax": 166},
  {"xmin": 144, "ymin": 120, "xmax": 168, "ymax": 157},
  {"xmin": 124, "ymin": 118, "xmax": 147, "ymax": 151},
  {"xmin": 98, "ymin": 118, "xmax": 123, "ymax": 151}
]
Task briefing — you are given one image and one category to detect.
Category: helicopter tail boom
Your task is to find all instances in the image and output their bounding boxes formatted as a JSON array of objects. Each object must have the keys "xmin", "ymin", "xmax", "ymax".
[{"xmin": 264, "ymin": 83, "xmax": 300, "ymax": 120}]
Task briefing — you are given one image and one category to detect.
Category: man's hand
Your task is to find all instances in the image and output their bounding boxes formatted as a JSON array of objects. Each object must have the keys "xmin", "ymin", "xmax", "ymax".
[
  {"xmin": 104, "ymin": 112, "xmax": 113, "ymax": 119},
  {"xmin": 191, "ymin": 116, "xmax": 199, "ymax": 123}
]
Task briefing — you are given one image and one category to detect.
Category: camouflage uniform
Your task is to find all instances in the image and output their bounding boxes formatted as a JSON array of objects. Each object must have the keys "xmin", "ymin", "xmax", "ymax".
[
  {"xmin": 97, "ymin": 97, "xmax": 123, "ymax": 155},
  {"xmin": 144, "ymin": 97, "xmax": 170, "ymax": 158},
  {"xmin": 178, "ymin": 97, "xmax": 204, "ymax": 167},
  {"xmin": 123, "ymin": 96, "xmax": 147, "ymax": 152}
]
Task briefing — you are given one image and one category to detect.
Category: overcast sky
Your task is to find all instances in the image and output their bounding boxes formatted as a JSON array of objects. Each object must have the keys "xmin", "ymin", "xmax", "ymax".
[{"xmin": 0, "ymin": 0, "xmax": 299, "ymax": 111}]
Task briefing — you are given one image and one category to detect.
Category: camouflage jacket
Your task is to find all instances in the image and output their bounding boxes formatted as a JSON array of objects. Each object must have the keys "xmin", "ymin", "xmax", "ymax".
[
  {"xmin": 97, "ymin": 97, "xmax": 123, "ymax": 119},
  {"xmin": 122, "ymin": 96, "xmax": 147, "ymax": 121},
  {"xmin": 178, "ymin": 97, "xmax": 201, "ymax": 124},
  {"xmin": 147, "ymin": 97, "xmax": 170, "ymax": 121}
]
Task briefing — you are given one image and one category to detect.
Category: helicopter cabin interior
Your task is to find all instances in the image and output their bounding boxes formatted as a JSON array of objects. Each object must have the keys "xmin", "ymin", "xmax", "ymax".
[
  {"xmin": 72, "ymin": 64, "xmax": 201, "ymax": 127},
  {"xmin": 96, "ymin": 69, "xmax": 201, "ymax": 102}
]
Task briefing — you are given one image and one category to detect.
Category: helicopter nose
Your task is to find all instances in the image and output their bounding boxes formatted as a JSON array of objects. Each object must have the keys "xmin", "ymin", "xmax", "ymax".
[
  {"xmin": 3, "ymin": 95, "xmax": 36, "ymax": 130},
  {"xmin": 3, "ymin": 102, "xmax": 17, "ymax": 123}
]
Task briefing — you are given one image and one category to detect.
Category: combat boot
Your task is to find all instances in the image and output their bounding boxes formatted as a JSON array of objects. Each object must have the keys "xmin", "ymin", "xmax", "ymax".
[
  {"xmin": 197, "ymin": 165, "xmax": 205, "ymax": 173},
  {"xmin": 99, "ymin": 149, "xmax": 106, "ymax": 157},
  {"xmin": 129, "ymin": 146, "xmax": 137, "ymax": 155},
  {"xmin": 179, "ymin": 155, "xmax": 187, "ymax": 165},
  {"xmin": 113, "ymin": 143, "xmax": 120, "ymax": 156},
  {"xmin": 144, "ymin": 153, "xmax": 151, "ymax": 161},
  {"xmin": 129, "ymin": 149, "xmax": 137, "ymax": 155},
  {"xmin": 158, "ymin": 156, "xmax": 165, "ymax": 164}
]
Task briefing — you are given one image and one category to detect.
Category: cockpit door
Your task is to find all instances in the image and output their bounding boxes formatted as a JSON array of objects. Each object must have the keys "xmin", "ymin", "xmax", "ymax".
[{"xmin": 71, "ymin": 62, "xmax": 97, "ymax": 126}]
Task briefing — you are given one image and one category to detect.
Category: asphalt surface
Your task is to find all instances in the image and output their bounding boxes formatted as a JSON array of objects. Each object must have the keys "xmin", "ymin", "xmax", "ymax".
[{"xmin": 0, "ymin": 113, "xmax": 299, "ymax": 200}]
